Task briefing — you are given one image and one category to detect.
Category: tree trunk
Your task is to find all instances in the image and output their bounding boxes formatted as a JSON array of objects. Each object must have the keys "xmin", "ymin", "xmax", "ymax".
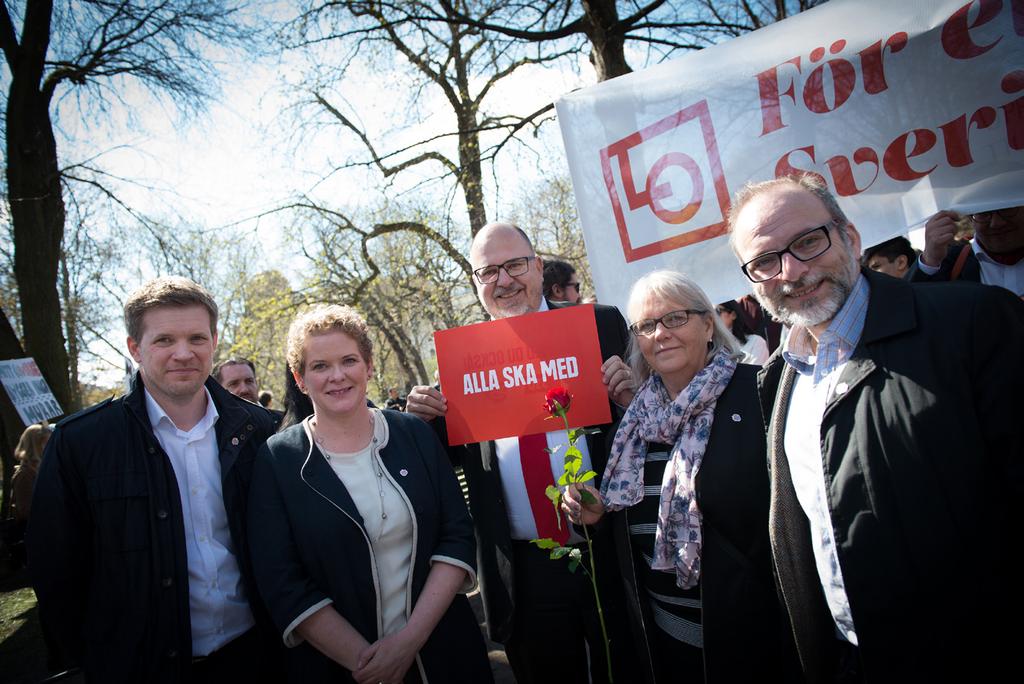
[
  {"xmin": 60, "ymin": 251, "xmax": 82, "ymax": 411},
  {"xmin": 581, "ymin": 0, "xmax": 633, "ymax": 81},
  {"xmin": 5, "ymin": 0, "xmax": 72, "ymax": 415}
]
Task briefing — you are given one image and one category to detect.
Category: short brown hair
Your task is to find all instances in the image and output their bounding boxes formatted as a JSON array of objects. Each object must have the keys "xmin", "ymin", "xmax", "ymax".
[
  {"xmin": 213, "ymin": 357, "xmax": 256, "ymax": 382},
  {"xmin": 124, "ymin": 277, "xmax": 218, "ymax": 341},
  {"xmin": 286, "ymin": 304, "xmax": 373, "ymax": 375},
  {"xmin": 727, "ymin": 173, "xmax": 851, "ymax": 252}
]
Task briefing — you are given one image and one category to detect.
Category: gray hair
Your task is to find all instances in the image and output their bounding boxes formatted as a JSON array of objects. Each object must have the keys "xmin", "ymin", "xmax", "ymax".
[
  {"xmin": 625, "ymin": 270, "xmax": 740, "ymax": 384},
  {"xmin": 727, "ymin": 173, "xmax": 852, "ymax": 253}
]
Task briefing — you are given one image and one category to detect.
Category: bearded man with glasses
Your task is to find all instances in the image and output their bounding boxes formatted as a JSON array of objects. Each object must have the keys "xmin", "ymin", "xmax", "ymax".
[
  {"xmin": 729, "ymin": 174, "xmax": 1024, "ymax": 684},
  {"xmin": 406, "ymin": 222, "xmax": 636, "ymax": 684},
  {"xmin": 909, "ymin": 205, "xmax": 1023, "ymax": 296}
]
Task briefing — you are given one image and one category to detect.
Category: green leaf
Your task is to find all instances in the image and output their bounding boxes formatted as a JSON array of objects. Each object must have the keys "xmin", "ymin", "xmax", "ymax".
[
  {"xmin": 546, "ymin": 443, "xmax": 563, "ymax": 456},
  {"xmin": 579, "ymin": 488, "xmax": 598, "ymax": 504},
  {"xmin": 566, "ymin": 455, "xmax": 582, "ymax": 477},
  {"xmin": 544, "ymin": 485, "xmax": 561, "ymax": 505},
  {"xmin": 550, "ymin": 546, "xmax": 571, "ymax": 560},
  {"xmin": 578, "ymin": 470, "xmax": 597, "ymax": 484},
  {"xmin": 565, "ymin": 445, "xmax": 582, "ymax": 459},
  {"xmin": 567, "ymin": 558, "xmax": 581, "ymax": 573},
  {"xmin": 531, "ymin": 538, "xmax": 561, "ymax": 550},
  {"xmin": 557, "ymin": 471, "xmax": 570, "ymax": 486}
]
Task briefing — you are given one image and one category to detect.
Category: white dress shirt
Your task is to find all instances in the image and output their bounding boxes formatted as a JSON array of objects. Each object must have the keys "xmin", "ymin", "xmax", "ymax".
[
  {"xmin": 145, "ymin": 388, "xmax": 254, "ymax": 655},
  {"xmin": 916, "ymin": 240, "xmax": 1024, "ymax": 296}
]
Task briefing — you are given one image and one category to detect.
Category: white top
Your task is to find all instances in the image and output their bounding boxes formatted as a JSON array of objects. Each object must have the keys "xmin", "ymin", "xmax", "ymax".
[
  {"xmin": 738, "ymin": 334, "xmax": 770, "ymax": 365},
  {"xmin": 145, "ymin": 388, "xmax": 254, "ymax": 655},
  {"xmin": 782, "ymin": 362, "xmax": 859, "ymax": 646},
  {"xmin": 916, "ymin": 240, "xmax": 1024, "ymax": 296},
  {"xmin": 321, "ymin": 439, "xmax": 414, "ymax": 637}
]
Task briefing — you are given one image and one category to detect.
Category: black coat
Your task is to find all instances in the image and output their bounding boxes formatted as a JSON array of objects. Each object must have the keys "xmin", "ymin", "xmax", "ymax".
[
  {"xmin": 430, "ymin": 302, "xmax": 631, "ymax": 643},
  {"xmin": 247, "ymin": 410, "xmax": 491, "ymax": 684},
  {"xmin": 758, "ymin": 270, "xmax": 1024, "ymax": 683},
  {"xmin": 609, "ymin": 364, "xmax": 796, "ymax": 683},
  {"xmin": 27, "ymin": 374, "xmax": 280, "ymax": 684}
]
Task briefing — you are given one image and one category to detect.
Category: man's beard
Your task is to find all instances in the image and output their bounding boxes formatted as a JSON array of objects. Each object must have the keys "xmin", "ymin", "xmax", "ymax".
[
  {"xmin": 486, "ymin": 284, "xmax": 540, "ymax": 319},
  {"xmin": 754, "ymin": 254, "xmax": 859, "ymax": 330}
]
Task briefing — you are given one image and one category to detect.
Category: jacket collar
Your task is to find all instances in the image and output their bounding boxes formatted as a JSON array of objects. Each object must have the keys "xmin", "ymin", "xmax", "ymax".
[
  {"xmin": 123, "ymin": 371, "xmax": 258, "ymax": 475},
  {"xmin": 857, "ymin": 268, "xmax": 917, "ymax": 345},
  {"xmin": 297, "ymin": 410, "xmax": 391, "ymax": 527}
]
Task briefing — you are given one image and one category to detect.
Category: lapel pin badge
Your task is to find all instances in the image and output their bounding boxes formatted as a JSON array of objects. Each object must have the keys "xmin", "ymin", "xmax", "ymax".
[
  {"xmin": 231, "ymin": 437, "xmax": 239, "ymax": 445},
  {"xmin": 731, "ymin": 413, "xmax": 741, "ymax": 422},
  {"xmin": 399, "ymin": 468, "xmax": 409, "ymax": 477}
]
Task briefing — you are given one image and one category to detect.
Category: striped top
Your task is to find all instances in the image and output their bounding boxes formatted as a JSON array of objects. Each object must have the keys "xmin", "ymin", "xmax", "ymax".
[{"xmin": 627, "ymin": 443, "xmax": 703, "ymax": 648}]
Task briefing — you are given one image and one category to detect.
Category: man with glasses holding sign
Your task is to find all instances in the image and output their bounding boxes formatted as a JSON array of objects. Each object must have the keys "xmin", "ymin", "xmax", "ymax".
[
  {"xmin": 729, "ymin": 174, "xmax": 1024, "ymax": 683},
  {"xmin": 909, "ymin": 205, "xmax": 1024, "ymax": 296},
  {"xmin": 407, "ymin": 222, "xmax": 634, "ymax": 684}
]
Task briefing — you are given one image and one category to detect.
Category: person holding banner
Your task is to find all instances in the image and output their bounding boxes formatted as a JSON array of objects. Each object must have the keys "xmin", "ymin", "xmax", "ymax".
[
  {"xmin": 561, "ymin": 270, "xmax": 791, "ymax": 684},
  {"xmin": 909, "ymin": 206, "xmax": 1024, "ymax": 296},
  {"xmin": 728, "ymin": 174, "xmax": 1023, "ymax": 683},
  {"xmin": 406, "ymin": 222, "xmax": 635, "ymax": 684},
  {"xmin": 247, "ymin": 304, "xmax": 491, "ymax": 684}
]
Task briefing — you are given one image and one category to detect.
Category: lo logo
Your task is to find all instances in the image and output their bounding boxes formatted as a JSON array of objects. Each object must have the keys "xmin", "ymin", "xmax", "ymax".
[{"xmin": 600, "ymin": 100, "xmax": 731, "ymax": 263}]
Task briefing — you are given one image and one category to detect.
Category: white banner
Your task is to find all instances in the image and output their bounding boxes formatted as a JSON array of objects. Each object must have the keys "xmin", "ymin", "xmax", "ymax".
[
  {"xmin": 0, "ymin": 358, "xmax": 64, "ymax": 426},
  {"xmin": 557, "ymin": 0, "xmax": 1024, "ymax": 311}
]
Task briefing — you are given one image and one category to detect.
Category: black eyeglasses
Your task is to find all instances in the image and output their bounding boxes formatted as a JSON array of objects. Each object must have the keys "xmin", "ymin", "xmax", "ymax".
[
  {"xmin": 473, "ymin": 256, "xmax": 535, "ymax": 284},
  {"xmin": 740, "ymin": 224, "xmax": 834, "ymax": 283},
  {"xmin": 970, "ymin": 207, "xmax": 1020, "ymax": 225},
  {"xmin": 629, "ymin": 309, "xmax": 706, "ymax": 336}
]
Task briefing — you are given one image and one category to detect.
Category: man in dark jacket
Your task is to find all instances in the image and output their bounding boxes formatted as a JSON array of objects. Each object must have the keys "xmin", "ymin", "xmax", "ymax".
[
  {"xmin": 729, "ymin": 175, "xmax": 1023, "ymax": 683},
  {"xmin": 907, "ymin": 205, "xmax": 1023, "ymax": 296},
  {"xmin": 28, "ymin": 276, "xmax": 280, "ymax": 684},
  {"xmin": 406, "ymin": 222, "xmax": 635, "ymax": 684}
]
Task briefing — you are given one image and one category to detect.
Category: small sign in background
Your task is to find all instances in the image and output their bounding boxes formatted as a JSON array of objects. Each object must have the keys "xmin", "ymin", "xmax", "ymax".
[{"xmin": 0, "ymin": 358, "xmax": 64, "ymax": 426}]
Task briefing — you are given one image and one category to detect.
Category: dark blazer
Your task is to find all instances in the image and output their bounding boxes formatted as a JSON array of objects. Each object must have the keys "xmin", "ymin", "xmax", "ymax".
[
  {"xmin": 431, "ymin": 301, "xmax": 631, "ymax": 643},
  {"xmin": 757, "ymin": 270, "xmax": 1024, "ymax": 683},
  {"xmin": 27, "ymin": 375, "xmax": 280, "ymax": 684},
  {"xmin": 247, "ymin": 410, "xmax": 491, "ymax": 684},
  {"xmin": 906, "ymin": 242, "xmax": 981, "ymax": 283},
  {"xmin": 610, "ymin": 364, "xmax": 795, "ymax": 684}
]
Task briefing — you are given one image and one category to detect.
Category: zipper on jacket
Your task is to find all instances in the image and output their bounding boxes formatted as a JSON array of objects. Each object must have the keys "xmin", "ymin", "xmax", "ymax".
[{"xmin": 299, "ymin": 418, "xmax": 385, "ymax": 638}]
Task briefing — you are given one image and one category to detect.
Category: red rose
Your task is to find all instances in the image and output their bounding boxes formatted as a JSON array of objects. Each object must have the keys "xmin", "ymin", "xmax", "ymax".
[{"xmin": 544, "ymin": 386, "xmax": 572, "ymax": 417}]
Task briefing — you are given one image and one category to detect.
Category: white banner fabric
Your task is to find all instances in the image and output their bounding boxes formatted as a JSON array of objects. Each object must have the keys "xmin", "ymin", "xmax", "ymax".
[{"xmin": 557, "ymin": 0, "xmax": 1024, "ymax": 311}]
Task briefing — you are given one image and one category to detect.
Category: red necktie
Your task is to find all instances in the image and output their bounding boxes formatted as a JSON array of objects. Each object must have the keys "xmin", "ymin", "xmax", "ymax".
[{"xmin": 518, "ymin": 432, "xmax": 569, "ymax": 544}]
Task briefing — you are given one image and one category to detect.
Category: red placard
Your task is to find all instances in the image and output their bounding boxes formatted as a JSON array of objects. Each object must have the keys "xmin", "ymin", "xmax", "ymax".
[{"xmin": 434, "ymin": 304, "xmax": 611, "ymax": 446}]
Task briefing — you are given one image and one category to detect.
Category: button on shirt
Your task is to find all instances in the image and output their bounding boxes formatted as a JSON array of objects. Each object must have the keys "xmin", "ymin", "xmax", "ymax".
[
  {"xmin": 780, "ymin": 274, "xmax": 869, "ymax": 646},
  {"xmin": 145, "ymin": 388, "xmax": 254, "ymax": 656}
]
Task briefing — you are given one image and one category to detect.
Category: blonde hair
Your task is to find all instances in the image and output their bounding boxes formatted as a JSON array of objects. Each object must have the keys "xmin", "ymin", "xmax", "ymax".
[
  {"xmin": 286, "ymin": 304, "xmax": 373, "ymax": 374},
  {"xmin": 625, "ymin": 270, "xmax": 739, "ymax": 383},
  {"xmin": 15, "ymin": 423, "xmax": 52, "ymax": 469},
  {"xmin": 123, "ymin": 276, "xmax": 218, "ymax": 341}
]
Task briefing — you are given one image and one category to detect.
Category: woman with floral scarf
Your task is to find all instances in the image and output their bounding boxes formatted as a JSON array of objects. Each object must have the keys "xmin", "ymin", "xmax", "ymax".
[{"xmin": 563, "ymin": 270, "xmax": 796, "ymax": 683}]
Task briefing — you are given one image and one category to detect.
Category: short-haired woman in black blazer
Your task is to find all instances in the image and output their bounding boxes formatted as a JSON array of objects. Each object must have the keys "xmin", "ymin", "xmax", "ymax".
[{"xmin": 248, "ymin": 304, "xmax": 492, "ymax": 684}]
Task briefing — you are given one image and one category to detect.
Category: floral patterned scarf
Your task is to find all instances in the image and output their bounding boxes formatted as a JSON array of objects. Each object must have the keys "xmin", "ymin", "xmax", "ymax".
[{"xmin": 600, "ymin": 349, "xmax": 737, "ymax": 589}]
